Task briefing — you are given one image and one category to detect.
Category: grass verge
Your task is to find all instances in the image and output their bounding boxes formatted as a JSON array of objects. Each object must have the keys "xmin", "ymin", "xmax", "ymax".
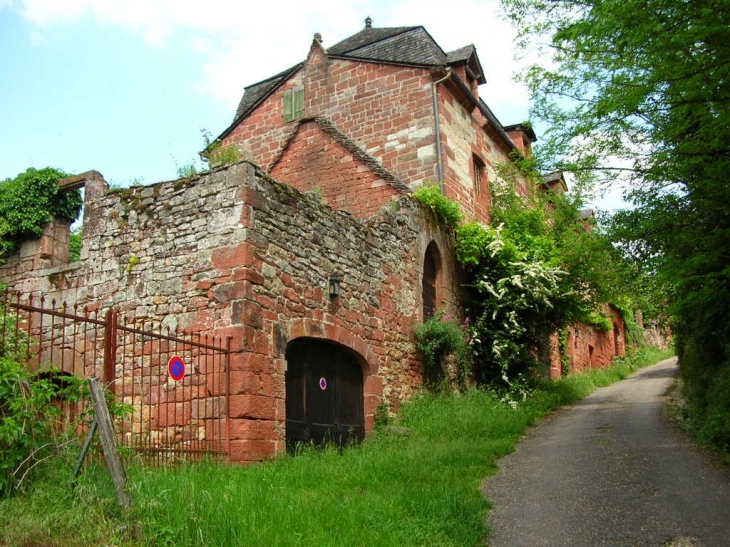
[{"xmin": 0, "ymin": 346, "xmax": 673, "ymax": 547}]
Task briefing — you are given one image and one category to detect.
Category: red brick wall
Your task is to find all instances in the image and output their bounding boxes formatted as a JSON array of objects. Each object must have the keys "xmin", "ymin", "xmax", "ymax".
[
  {"xmin": 567, "ymin": 307, "xmax": 627, "ymax": 374},
  {"xmin": 223, "ymin": 58, "xmax": 437, "ymax": 194},
  {"xmin": 269, "ymin": 120, "xmax": 401, "ymax": 217},
  {"xmin": 221, "ymin": 53, "xmax": 527, "ymax": 226}
]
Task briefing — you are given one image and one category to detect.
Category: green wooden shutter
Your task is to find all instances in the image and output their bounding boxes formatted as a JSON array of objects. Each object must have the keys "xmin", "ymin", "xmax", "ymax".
[{"xmin": 283, "ymin": 87, "xmax": 304, "ymax": 123}]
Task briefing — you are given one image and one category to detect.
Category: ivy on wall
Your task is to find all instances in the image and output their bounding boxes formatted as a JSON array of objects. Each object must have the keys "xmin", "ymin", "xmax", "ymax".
[{"xmin": 0, "ymin": 168, "xmax": 82, "ymax": 258}]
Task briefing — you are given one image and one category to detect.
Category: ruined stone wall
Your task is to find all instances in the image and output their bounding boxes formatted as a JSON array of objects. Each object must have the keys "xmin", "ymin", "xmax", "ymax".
[
  {"xmin": 0, "ymin": 161, "xmax": 460, "ymax": 461},
  {"xmin": 567, "ymin": 307, "xmax": 627, "ymax": 374}
]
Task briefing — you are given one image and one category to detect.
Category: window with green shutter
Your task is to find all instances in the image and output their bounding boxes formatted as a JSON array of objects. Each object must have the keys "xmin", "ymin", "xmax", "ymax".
[{"xmin": 283, "ymin": 87, "xmax": 304, "ymax": 122}]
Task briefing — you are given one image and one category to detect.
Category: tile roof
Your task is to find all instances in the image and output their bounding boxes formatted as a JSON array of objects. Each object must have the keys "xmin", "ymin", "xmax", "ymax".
[
  {"xmin": 231, "ymin": 63, "xmax": 303, "ymax": 124},
  {"xmin": 328, "ymin": 26, "xmax": 447, "ymax": 66},
  {"xmin": 446, "ymin": 44, "xmax": 475, "ymax": 64}
]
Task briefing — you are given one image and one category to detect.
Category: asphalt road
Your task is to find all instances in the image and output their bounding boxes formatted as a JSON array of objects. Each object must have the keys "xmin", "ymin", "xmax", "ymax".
[{"xmin": 483, "ymin": 358, "xmax": 730, "ymax": 547}]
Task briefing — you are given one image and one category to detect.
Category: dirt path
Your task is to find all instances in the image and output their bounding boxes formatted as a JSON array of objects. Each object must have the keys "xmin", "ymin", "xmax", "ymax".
[{"xmin": 483, "ymin": 358, "xmax": 730, "ymax": 546}]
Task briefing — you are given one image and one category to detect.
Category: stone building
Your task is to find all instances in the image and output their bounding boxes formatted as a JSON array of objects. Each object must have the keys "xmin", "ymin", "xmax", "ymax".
[
  {"xmin": 216, "ymin": 19, "xmax": 537, "ymax": 224},
  {"xmin": 0, "ymin": 21, "xmax": 625, "ymax": 462}
]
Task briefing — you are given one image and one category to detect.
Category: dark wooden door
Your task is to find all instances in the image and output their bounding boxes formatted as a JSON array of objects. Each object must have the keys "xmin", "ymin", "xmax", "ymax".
[{"xmin": 285, "ymin": 338, "xmax": 364, "ymax": 452}]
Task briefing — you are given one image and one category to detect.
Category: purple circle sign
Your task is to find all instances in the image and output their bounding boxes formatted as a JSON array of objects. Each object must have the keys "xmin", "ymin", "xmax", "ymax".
[
  {"xmin": 168, "ymin": 355, "xmax": 186, "ymax": 381},
  {"xmin": 319, "ymin": 377, "xmax": 327, "ymax": 390}
]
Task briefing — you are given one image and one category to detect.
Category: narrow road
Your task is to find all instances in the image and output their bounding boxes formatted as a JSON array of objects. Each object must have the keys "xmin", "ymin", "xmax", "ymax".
[{"xmin": 483, "ymin": 358, "xmax": 730, "ymax": 546}]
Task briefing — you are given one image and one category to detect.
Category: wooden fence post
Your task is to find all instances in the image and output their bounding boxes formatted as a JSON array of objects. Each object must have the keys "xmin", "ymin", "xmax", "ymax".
[{"xmin": 88, "ymin": 376, "xmax": 131, "ymax": 511}]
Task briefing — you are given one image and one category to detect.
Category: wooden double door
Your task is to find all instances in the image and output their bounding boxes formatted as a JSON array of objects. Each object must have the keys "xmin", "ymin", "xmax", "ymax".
[{"xmin": 285, "ymin": 338, "xmax": 365, "ymax": 451}]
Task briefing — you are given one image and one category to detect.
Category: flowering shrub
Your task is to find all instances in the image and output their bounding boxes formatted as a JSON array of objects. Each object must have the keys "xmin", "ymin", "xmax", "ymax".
[{"xmin": 458, "ymin": 223, "xmax": 573, "ymax": 384}]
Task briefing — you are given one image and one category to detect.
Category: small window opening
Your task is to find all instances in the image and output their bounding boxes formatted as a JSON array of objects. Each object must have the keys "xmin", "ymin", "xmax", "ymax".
[
  {"xmin": 473, "ymin": 154, "xmax": 485, "ymax": 195},
  {"xmin": 423, "ymin": 242, "xmax": 442, "ymax": 320}
]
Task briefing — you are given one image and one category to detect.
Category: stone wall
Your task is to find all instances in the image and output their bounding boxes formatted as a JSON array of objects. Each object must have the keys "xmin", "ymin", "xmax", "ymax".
[
  {"xmin": 567, "ymin": 307, "xmax": 627, "ymax": 374},
  {"xmin": 0, "ymin": 161, "xmax": 460, "ymax": 461}
]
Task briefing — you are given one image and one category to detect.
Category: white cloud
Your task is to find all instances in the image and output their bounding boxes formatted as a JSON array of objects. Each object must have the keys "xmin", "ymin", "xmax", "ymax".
[{"xmin": 8, "ymin": 0, "xmax": 533, "ymax": 119}]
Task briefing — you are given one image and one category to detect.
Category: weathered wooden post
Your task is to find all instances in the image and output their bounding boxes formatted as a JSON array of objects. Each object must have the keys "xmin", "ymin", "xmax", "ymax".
[{"xmin": 87, "ymin": 376, "xmax": 131, "ymax": 511}]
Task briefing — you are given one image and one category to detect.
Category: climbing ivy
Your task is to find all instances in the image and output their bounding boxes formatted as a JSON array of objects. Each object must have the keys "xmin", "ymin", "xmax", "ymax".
[{"xmin": 0, "ymin": 168, "xmax": 82, "ymax": 257}]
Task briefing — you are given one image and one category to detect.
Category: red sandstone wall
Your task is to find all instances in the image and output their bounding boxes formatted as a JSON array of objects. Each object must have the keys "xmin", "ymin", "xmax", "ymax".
[
  {"xmin": 567, "ymin": 307, "xmax": 627, "ymax": 374},
  {"xmin": 269, "ymin": 120, "xmax": 401, "ymax": 217},
  {"xmin": 221, "ymin": 52, "xmax": 523, "ymax": 225},
  {"xmin": 0, "ymin": 163, "xmax": 460, "ymax": 462},
  {"xmin": 223, "ymin": 57, "xmax": 436, "ymax": 192}
]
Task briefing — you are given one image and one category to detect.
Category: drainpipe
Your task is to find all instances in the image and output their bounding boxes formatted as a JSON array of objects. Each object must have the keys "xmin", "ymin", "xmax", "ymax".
[{"xmin": 431, "ymin": 69, "xmax": 452, "ymax": 193}]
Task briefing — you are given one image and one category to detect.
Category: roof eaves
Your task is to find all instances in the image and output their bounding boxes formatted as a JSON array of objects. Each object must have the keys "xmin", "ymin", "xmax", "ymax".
[
  {"xmin": 445, "ymin": 72, "xmax": 517, "ymax": 153},
  {"xmin": 504, "ymin": 123, "xmax": 538, "ymax": 143},
  {"xmin": 215, "ymin": 62, "xmax": 304, "ymax": 143}
]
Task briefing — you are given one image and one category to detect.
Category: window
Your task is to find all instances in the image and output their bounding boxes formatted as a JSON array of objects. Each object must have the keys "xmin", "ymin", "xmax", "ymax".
[
  {"xmin": 283, "ymin": 87, "xmax": 304, "ymax": 123},
  {"xmin": 423, "ymin": 242, "xmax": 442, "ymax": 320},
  {"xmin": 473, "ymin": 154, "xmax": 485, "ymax": 194}
]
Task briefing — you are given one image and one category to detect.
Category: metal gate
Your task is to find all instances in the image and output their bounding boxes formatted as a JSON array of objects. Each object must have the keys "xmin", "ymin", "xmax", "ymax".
[{"xmin": 0, "ymin": 290, "xmax": 231, "ymax": 462}]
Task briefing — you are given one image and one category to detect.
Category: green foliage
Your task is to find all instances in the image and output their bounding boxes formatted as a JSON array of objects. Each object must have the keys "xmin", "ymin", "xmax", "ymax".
[
  {"xmin": 583, "ymin": 311, "xmax": 613, "ymax": 332},
  {"xmin": 414, "ymin": 312, "xmax": 469, "ymax": 387},
  {"xmin": 69, "ymin": 227, "xmax": 82, "ymax": 263},
  {"xmin": 201, "ymin": 129, "xmax": 242, "ymax": 167},
  {"xmin": 373, "ymin": 402, "xmax": 391, "ymax": 431},
  {"xmin": 457, "ymin": 221, "xmax": 573, "ymax": 384},
  {"xmin": 454, "ymin": 183, "xmax": 647, "ymax": 384},
  {"xmin": 176, "ymin": 162, "xmax": 199, "ymax": 179},
  {"xmin": 503, "ymin": 0, "xmax": 729, "ymax": 450},
  {"xmin": 413, "ymin": 184, "xmax": 463, "ymax": 228},
  {"xmin": 0, "ymin": 168, "xmax": 82, "ymax": 257},
  {"xmin": 0, "ymin": 359, "xmax": 87, "ymax": 497}
]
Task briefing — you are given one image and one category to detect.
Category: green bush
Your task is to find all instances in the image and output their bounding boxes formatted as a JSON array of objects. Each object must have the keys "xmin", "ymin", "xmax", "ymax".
[
  {"xmin": 413, "ymin": 185, "xmax": 463, "ymax": 228},
  {"xmin": 0, "ymin": 359, "xmax": 87, "ymax": 497},
  {"xmin": 414, "ymin": 313, "xmax": 469, "ymax": 387}
]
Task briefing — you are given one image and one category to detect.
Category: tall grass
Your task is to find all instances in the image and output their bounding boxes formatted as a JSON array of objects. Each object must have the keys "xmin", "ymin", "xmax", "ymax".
[{"xmin": 0, "ymin": 346, "xmax": 673, "ymax": 547}]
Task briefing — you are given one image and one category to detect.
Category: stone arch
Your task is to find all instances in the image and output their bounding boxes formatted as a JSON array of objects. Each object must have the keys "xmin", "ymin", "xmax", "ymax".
[
  {"xmin": 284, "ymin": 337, "xmax": 365, "ymax": 451},
  {"xmin": 285, "ymin": 318, "xmax": 378, "ymax": 374},
  {"xmin": 422, "ymin": 240, "xmax": 443, "ymax": 320}
]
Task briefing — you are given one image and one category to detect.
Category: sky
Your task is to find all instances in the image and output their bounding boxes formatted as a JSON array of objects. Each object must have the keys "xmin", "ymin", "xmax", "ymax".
[{"xmin": 0, "ymin": 0, "xmax": 538, "ymax": 187}]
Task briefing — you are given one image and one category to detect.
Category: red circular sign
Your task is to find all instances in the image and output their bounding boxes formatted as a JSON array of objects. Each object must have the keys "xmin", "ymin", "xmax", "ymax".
[{"xmin": 168, "ymin": 355, "xmax": 186, "ymax": 381}]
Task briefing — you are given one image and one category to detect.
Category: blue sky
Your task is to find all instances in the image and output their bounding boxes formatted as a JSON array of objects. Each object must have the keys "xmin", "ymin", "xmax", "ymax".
[{"xmin": 1, "ymin": 0, "xmax": 537, "ymax": 187}]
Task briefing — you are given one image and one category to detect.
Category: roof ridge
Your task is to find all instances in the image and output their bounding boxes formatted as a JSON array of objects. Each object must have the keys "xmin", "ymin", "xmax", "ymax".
[{"xmin": 328, "ymin": 25, "xmax": 422, "ymax": 54}]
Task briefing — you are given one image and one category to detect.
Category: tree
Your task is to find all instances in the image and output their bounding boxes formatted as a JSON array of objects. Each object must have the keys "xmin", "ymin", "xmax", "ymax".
[{"xmin": 502, "ymin": 0, "xmax": 730, "ymax": 450}]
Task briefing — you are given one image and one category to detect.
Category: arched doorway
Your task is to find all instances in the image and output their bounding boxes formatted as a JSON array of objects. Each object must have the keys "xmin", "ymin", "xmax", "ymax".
[
  {"xmin": 423, "ymin": 241, "xmax": 442, "ymax": 320},
  {"xmin": 285, "ymin": 338, "xmax": 365, "ymax": 452}
]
